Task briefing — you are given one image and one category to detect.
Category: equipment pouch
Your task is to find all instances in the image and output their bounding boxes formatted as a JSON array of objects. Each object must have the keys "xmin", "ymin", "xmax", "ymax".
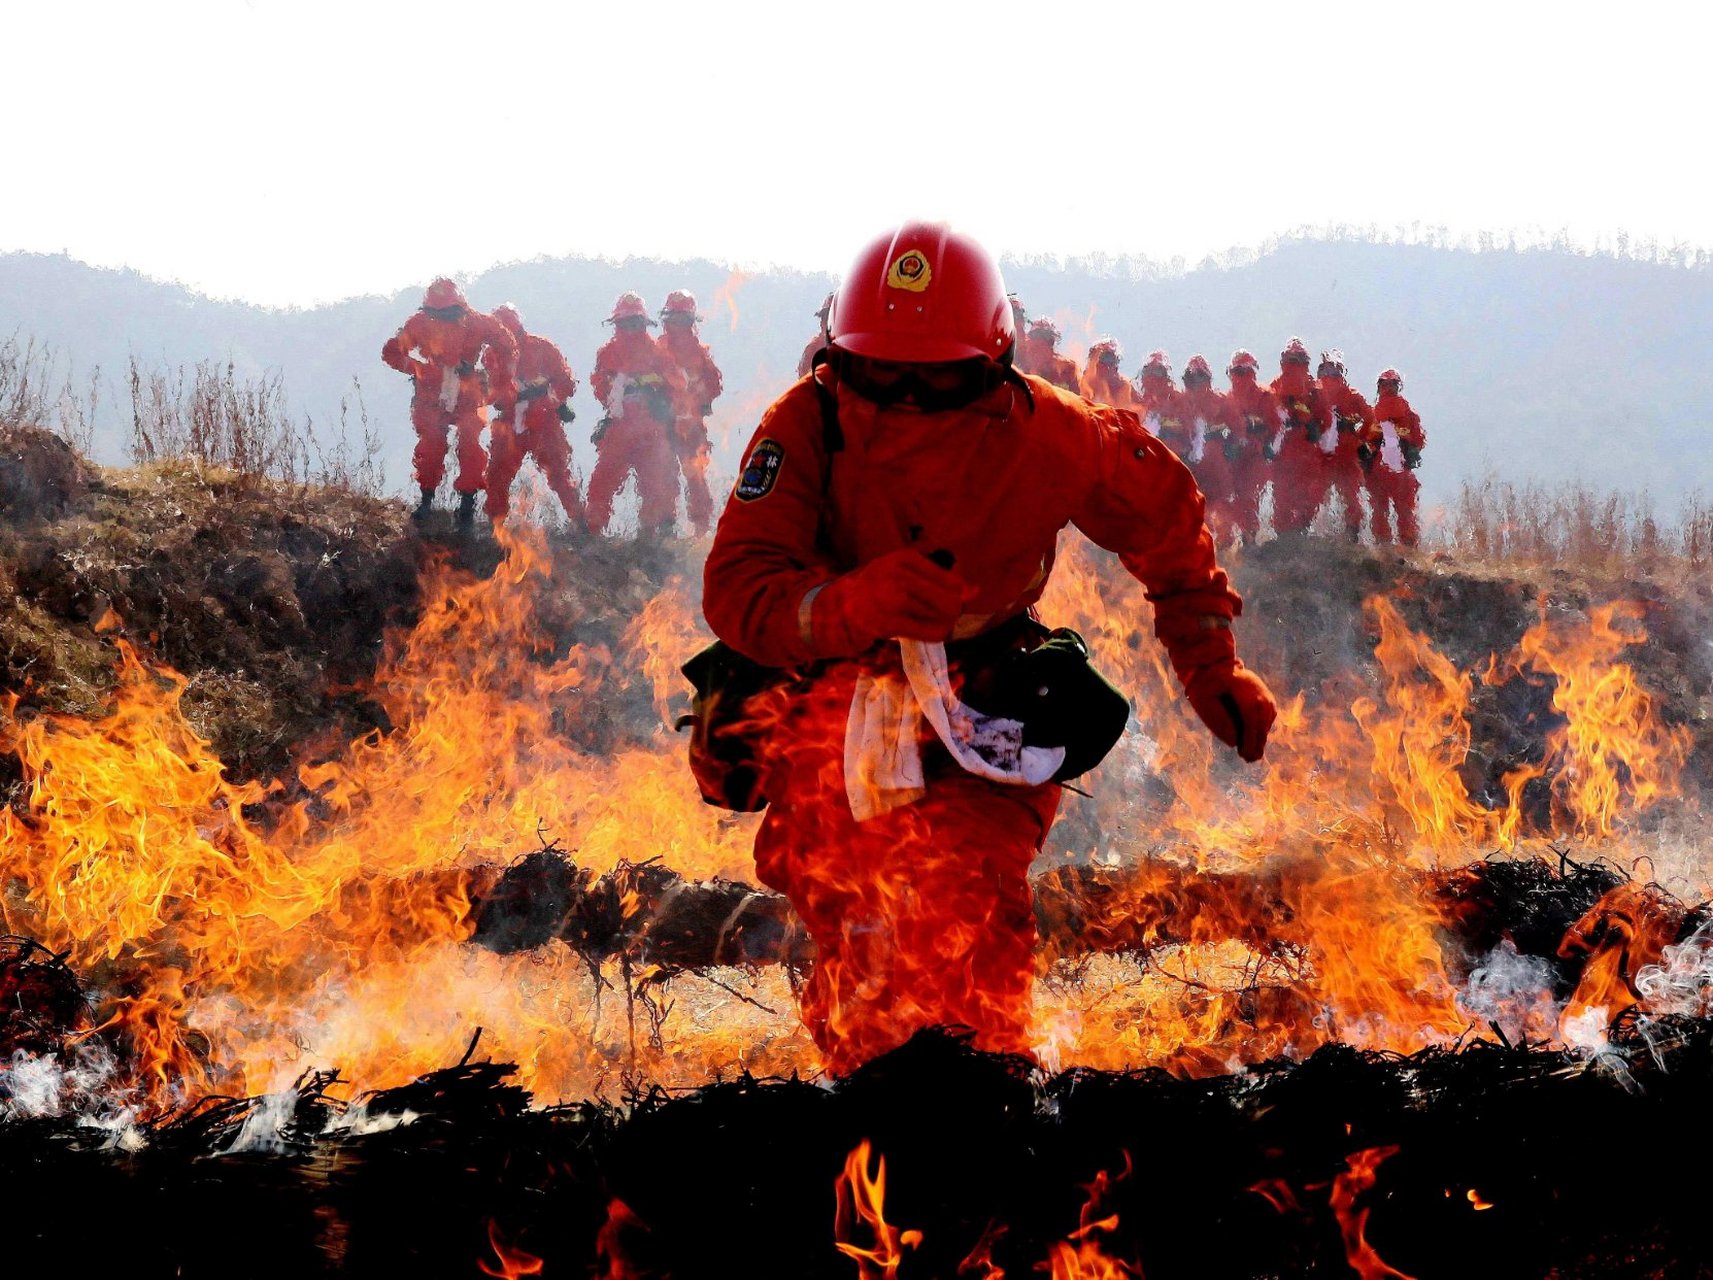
[
  {"xmin": 678, "ymin": 641, "xmax": 799, "ymax": 811},
  {"xmin": 955, "ymin": 621, "xmax": 1130, "ymax": 782}
]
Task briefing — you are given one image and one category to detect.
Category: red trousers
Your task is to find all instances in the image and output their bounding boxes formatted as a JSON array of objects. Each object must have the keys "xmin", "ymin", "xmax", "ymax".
[
  {"xmin": 585, "ymin": 410, "xmax": 679, "ymax": 536},
  {"xmin": 673, "ymin": 417, "xmax": 715, "ymax": 536},
  {"xmin": 753, "ymin": 673, "xmax": 1059, "ymax": 1075},
  {"xmin": 1188, "ymin": 452, "xmax": 1236, "ymax": 544},
  {"xmin": 1324, "ymin": 452, "xmax": 1366, "ymax": 538},
  {"xmin": 410, "ymin": 383, "xmax": 488, "ymax": 494},
  {"xmin": 485, "ymin": 408, "xmax": 581, "ymax": 522},
  {"xmin": 1271, "ymin": 435, "xmax": 1325, "ymax": 534},
  {"xmin": 1229, "ymin": 451, "xmax": 1270, "ymax": 544},
  {"xmin": 1366, "ymin": 466, "xmax": 1420, "ymax": 546}
]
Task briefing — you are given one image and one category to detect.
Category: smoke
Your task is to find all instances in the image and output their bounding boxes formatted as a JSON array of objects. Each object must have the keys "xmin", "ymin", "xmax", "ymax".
[
  {"xmin": 0, "ymin": 1041, "xmax": 143, "ymax": 1136},
  {"xmin": 1455, "ymin": 942, "xmax": 1562, "ymax": 1046}
]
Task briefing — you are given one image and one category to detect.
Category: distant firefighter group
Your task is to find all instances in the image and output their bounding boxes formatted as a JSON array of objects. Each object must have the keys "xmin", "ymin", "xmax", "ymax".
[
  {"xmin": 1005, "ymin": 305, "xmax": 1427, "ymax": 546},
  {"xmin": 381, "ymin": 279, "xmax": 722, "ymax": 535},
  {"xmin": 794, "ymin": 297, "xmax": 1425, "ymax": 546}
]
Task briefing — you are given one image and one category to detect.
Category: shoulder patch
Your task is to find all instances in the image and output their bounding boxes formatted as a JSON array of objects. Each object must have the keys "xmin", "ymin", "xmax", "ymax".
[{"xmin": 735, "ymin": 437, "xmax": 786, "ymax": 501}]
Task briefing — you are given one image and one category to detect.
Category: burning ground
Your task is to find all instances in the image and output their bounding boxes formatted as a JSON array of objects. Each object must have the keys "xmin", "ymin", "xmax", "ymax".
[{"xmin": 1, "ymin": 434, "xmax": 1712, "ymax": 1277}]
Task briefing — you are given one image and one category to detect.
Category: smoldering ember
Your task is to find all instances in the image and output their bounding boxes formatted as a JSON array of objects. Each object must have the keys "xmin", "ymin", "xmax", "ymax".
[{"xmin": 1, "ymin": 377, "xmax": 1712, "ymax": 1280}]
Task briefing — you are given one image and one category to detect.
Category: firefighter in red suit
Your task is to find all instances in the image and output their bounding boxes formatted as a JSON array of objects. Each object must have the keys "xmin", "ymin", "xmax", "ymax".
[
  {"xmin": 1174, "ymin": 354, "xmax": 1244, "ymax": 542},
  {"xmin": 381, "ymin": 278, "xmax": 518, "ymax": 526},
  {"xmin": 797, "ymin": 294, "xmax": 834, "ymax": 379},
  {"xmin": 483, "ymin": 304, "xmax": 582, "ymax": 526},
  {"xmin": 1315, "ymin": 351, "xmax": 1373, "ymax": 542},
  {"xmin": 1360, "ymin": 368, "xmax": 1426, "ymax": 546},
  {"xmin": 1225, "ymin": 350, "xmax": 1280, "ymax": 545},
  {"xmin": 1268, "ymin": 337, "xmax": 1332, "ymax": 535},
  {"xmin": 1018, "ymin": 317, "xmax": 1083, "ymax": 394},
  {"xmin": 1136, "ymin": 350, "xmax": 1182, "ymax": 441},
  {"xmin": 658, "ymin": 291, "xmax": 725, "ymax": 536},
  {"xmin": 702, "ymin": 222, "xmax": 1277, "ymax": 1074},
  {"xmin": 1082, "ymin": 338, "xmax": 1141, "ymax": 410},
  {"xmin": 586, "ymin": 293, "xmax": 690, "ymax": 537}
]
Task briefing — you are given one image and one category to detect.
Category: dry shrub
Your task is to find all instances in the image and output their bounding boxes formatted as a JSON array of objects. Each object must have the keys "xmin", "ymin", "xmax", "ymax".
[
  {"xmin": 0, "ymin": 332, "xmax": 99, "ymax": 455},
  {"xmin": 128, "ymin": 358, "xmax": 382, "ymax": 497}
]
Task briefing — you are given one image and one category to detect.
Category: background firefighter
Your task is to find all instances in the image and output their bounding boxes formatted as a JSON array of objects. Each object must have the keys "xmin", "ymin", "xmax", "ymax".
[
  {"xmin": 1315, "ymin": 350, "xmax": 1373, "ymax": 542},
  {"xmin": 1175, "ymin": 353, "xmax": 1244, "ymax": 543},
  {"xmin": 1268, "ymin": 337, "xmax": 1333, "ymax": 535},
  {"xmin": 1361, "ymin": 368, "xmax": 1426, "ymax": 546},
  {"xmin": 1225, "ymin": 349, "xmax": 1279, "ymax": 545},
  {"xmin": 484, "ymin": 304, "xmax": 582, "ymax": 526},
  {"xmin": 797, "ymin": 294, "xmax": 833, "ymax": 378},
  {"xmin": 657, "ymin": 291, "xmax": 725, "ymax": 537},
  {"xmin": 380, "ymin": 278, "xmax": 517, "ymax": 526},
  {"xmin": 1136, "ymin": 349, "xmax": 1182, "ymax": 441},
  {"xmin": 585, "ymin": 292, "xmax": 689, "ymax": 538},
  {"xmin": 1082, "ymin": 337, "xmax": 1141, "ymax": 410},
  {"xmin": 1018, "ymin": 317, "xmax": 1084, "ymax": 394},
  {"xmin": 702, "ymin": 222, "xmax": 1277, "ymax": 1076}
]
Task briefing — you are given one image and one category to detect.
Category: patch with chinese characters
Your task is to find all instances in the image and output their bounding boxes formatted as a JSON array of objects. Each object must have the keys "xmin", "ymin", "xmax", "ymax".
[
  {"xmin": 735, "ymin": 438, "xmax": 786, "ymax": 501},
  {"xmin": 885, "ymin": 250, "xmax": 932, "ymax": 292}
]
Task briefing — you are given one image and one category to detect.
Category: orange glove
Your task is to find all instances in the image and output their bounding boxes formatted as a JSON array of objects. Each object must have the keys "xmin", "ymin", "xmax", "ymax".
[
  {"xmin": 809, "ymin": 549, "xmax": 975, "ymax": 656},
  {"xmin": 1185, "ymin": 662, "xmax": 1276, "ymax": 762}
]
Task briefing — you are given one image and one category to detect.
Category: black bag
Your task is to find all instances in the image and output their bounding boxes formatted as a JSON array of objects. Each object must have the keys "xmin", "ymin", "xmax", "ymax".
[
  {"xmin": 677, "ymin": 641, "xmax": 794, "ymax": 812},
  {"xmin": 954, "ymin": 623, "xmax": 1131, "ymax": 783}
]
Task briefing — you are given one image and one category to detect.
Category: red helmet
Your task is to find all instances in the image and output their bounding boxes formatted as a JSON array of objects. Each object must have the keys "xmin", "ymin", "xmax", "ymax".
[
  {"xmin": 828, "ymin": 222, "xmax": 1014, "ymax": 363},
  {"xmin": 607, "ymin": 292, "xmax": 655, "ymax": 326},
  {"xmin": 661, "ymin": 290, "xmax": 700, "ymax": 322},
  {"xmin": 1227, "ymin": 349, "xmax": 1260, "ymax": 377},
  {"xmin": 492, "ymin": 303, "xmax": 525, "ymax": 336},
  {"xmin": 1280, "ymin": 337, "xmax": 1311, "ymax": 366},
  {"xmin": 1184, "ymin": 354, "xmax": 1212, "ymax": 382},
  {"xmin": 1089, "ymin": 338, "xmax": 1123, "ymax": 368},
  {"xmin": 1317, "ymin": 349, "xmax": 1346, "ymax": 379},
  {"xmin": 1027, "ymin": 317, "xmax": 1061, "ymax": 344},
  {"xmin": 1377, "ymin": 368, "xmax": 1404, "ymax": 391},
  {"xmin": 1141, "ymin": 350, "xmax": 1172, "ymax": 378},
  {"xmin": 423, "ymin": 278, "xmax": 466, "ymax": 310}
]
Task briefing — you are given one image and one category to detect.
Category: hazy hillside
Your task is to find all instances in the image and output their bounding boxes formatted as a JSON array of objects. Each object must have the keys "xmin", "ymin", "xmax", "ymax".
[{"xmin": 4, "ymin": 239, "xmax": 1710, "ymax": 513}]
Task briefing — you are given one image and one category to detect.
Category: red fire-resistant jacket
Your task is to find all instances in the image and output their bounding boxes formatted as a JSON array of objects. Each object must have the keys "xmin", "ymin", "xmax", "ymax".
[
  {"xmin": 659, "ymin": 329, "xmax": 724, "ymax": 416},
  {"xmin": 1082, "ymin": 361, "xmax": 1142, "ymax": 412},
  {"xmin": 1317, "ymin": 374, "xmax": 1374, "ymax": 463},
  {"xmin": 590, "ymin": 330, "xmax": 689, "ymax": 416},
  {"xmin": 704, "ymin": 370, "xmax": 1241, "ymax": 673},
  {"xmin": 1269, "ymin": 366, "xmax": 1330, "ymax": 446},
  {"xmin": 1173, "ymin": 385, "xmax": 1244, "ymax": 465},
  {"xmin": 1018, "ymin": 336, "xmax": 1084, "ymax": 395},
  {"xmin": 1361, "ymin": 391, "xmax": 1426, "ymax": 469},
  {"xmin": 1226, "ymin": 378, "xmax": 1282, "ymax": 454},
  {"xmin": 513, "ymin": 332, "xmax": 578, "ymax": 408},
  {"xmin": 382, "ymin": 307, "xmax": 518, "ymax": 407}
]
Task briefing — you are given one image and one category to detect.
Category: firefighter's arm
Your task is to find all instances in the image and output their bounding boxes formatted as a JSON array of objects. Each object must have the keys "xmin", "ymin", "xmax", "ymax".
[
  {"xmin": 590, "ymin": 350, "xmax": 615, "ymax": 407},
  {"xmin": 479, "ymin": 319, "xmax": 519, "ymax": 405},
  {"xmin": 547, "ymin": 344, "xmax": 578, "ymax": 402},
  {"xmin": 702, "ymin": 352, "xmax": 724, "ymax": 404},
  {"xmin": 1073, "ymin": 407, "xmax": 1275, "ymax": 761},
  {"xmin": 380, "ymin": 321, "xmax": 418, "ymax": 373}
]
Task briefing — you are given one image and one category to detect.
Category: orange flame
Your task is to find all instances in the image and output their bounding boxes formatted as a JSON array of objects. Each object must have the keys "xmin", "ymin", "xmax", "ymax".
[
  {"xmin": 1329, "ymin": 1146, "xmax": 1416, "ymax": 1280},
  {"xmin": 479, "ymin": 1220, "xmax": 544, "ymax": 1279},
  {"xmin": 834, "ymin": 1140, "xmax": 923, "ymax": 1279},
  {"xmin": 706, "ymin": 270, "xmax": 750, "ymax": 334},
  {"xmin": 1044, "ymin": 1152, "xmax": 1140, "ymax": 1279}
]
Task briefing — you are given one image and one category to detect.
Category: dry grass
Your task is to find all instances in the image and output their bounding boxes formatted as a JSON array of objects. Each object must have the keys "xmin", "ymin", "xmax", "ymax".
[{"xmin": 1439, "ymin": 477, "xmax": 1712, "ymax": 575}]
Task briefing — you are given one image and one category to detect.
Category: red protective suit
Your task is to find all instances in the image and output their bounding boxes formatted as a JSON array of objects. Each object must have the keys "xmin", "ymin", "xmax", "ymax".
[
  {"xmin": 485, "ymin": 325, "xmax": 582, "ymax": 523},
  {"xmin": 1082, "ymin": 355, "xmax": 1141, "ymax": 410},
  {"xmin": 1315, "ymin": 373, "xmax": 1374, "ymax": 541},
  {"xmin": 585, "ymin": 331, "xmax": 689, "ymax": 536},
  {"xmin": 703, "ymin": 369, "xmax": 1247, "ymax": 1073},
  {"xmin": 1173, "ymin": 384, "xmax": 1244, "ymax": 541},
  {"xmin": 1362, "ymin": 391, "xmax": 1426, "ymax": 545},
  {"xmin": 1225, "ymin": 375, "xmax": 1281, "ymax": 544},
  {"xmin": 1267, "ymin": 366, "xmax": 1332, "ymax": 534},
  {"xmin": 658, "ymin": 327, "xmax": 725, "ymax": 536},
  {"xmin": 382, "ymin": 306, "xmax": 517, "ymax": 494},
  {"xmin": 1018, "ymin": 333, "xmax": 1083, "ymax": 394}
]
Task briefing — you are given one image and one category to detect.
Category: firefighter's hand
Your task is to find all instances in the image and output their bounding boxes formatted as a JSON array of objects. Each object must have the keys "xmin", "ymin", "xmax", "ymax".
[
  {"xmin": 1184, "ymin": 662, "xmax": 1276, "ymax": 762},
  {"xmin": 1357, "ymin": 443, "xmax": 1376, "ymax": 472},
  {"xmin": 1402, "ymin": 443, "xmax": 1423, "ymax": 470},
  {"xmin": 558, "ymin": 403, "xmax": 576, "ymax": 423},
  {"xmin": 810, "ymin": 549, "xmax": 976, "ymax": 656}
]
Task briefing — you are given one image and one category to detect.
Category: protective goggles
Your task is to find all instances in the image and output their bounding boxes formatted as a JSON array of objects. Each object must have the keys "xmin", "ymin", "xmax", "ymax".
[
  {"xmin": 661, "ymin": 312, "xmax": 698, "ymax": 325},
  {"xmin": 612, "ymin": 316, "xmax": 653, "ymax": 332},
  {"xmin": 832, "ymin": 350, "xmax": 1003, "ymax": 412}
]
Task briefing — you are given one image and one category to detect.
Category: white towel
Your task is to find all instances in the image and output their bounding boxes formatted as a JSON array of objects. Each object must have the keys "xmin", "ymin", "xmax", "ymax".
[
  {"xmin": 438, "ymin": 365, "xmax": 462, "ymax": 413},
  {"xmin": 1378, "ymin": 420, "xmax": 1405, "ymax": 472},
  {"xmin": 843, "ymin": 640, "xmax": 1066, "ymax": 822},
  {"xmin": 1188, "ymin": 417, "xmax": 1207, "ymax": 465}
]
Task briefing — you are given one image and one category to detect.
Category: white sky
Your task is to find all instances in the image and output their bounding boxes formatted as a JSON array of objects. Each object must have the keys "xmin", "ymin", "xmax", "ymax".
[{"xmin": 3, "ymin": 0, "xmax": 1707, "ymax": 307}]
